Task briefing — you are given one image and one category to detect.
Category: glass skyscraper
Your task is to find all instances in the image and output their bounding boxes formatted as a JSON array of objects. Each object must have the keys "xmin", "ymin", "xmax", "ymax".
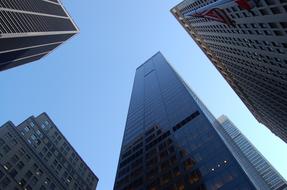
[
  {"xmin": 0, "ymin": 0, "xmax": 78, "ymax": 71},
  {"xmin": 114, "ymin": 52, "xmax": 257, "ymax": 190}
]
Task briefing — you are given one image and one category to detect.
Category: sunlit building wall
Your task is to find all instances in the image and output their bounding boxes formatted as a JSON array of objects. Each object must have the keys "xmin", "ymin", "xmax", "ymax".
[{"xmin": 172, "ymin": 0, "xmax": 287, "ymax": 143}]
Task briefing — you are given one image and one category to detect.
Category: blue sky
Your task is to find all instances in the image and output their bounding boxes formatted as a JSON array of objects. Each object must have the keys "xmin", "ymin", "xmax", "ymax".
[{"xmin": 0, "ymin": 1, "xmax": 286, "ymax": 189}]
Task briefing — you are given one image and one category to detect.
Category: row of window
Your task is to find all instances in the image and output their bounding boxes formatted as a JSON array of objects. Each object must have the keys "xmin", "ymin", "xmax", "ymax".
[
  {"xmin": 0, "ymin": 0, "xmax": 67, "ymax": 17},
  {"xmin": 222, "ymin": 120, "xmax": 287, "ymax": 189},
  {"xmin": 24, "ymin": 119, "xmax": 97, "ymax": 187},
  {"xmin": 46, "ymin": 127, "xmax": 96, "ymax": 185},
  {"xmin": 0, "ymin": 10, "xmax": 76, "ymax": 34},
  {"xmin": 0, "ymin": 130, "xmax": 61, "ymax": 190},
  {"xmin": 208, "ymin": 43, "xmax": 287, "ymax": 79},
  {"xmin": 22, "ymin": 122, "xmax": 95, "ymax": 189}
]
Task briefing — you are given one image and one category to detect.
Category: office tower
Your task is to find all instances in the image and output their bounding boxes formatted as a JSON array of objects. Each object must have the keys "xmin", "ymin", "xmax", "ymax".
[
  {"xmin": 217, "ymin": 115, "xmax": 287, "ymax": 190},
  {"xmin": 114, "ymin": 52, "xmax": 257, "ymax": 190},
  {"xmin": 0, "ymin": 0, "xmax": 78, "ymax": 71},
  {"xmin": 171, "ymin": 0, "xmax": 287, "ymax": 143},
  {"xmin": 0, "ymin": 113, "xmax": 98, "ymax": 190}
]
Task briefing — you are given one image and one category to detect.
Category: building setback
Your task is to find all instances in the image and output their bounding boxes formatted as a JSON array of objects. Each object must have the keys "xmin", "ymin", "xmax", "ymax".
[
  {"xmin": 0, "ymin": 0, "xmax": 78, "ymax": 71},
  {"xmin": 114, "ymin": 52, "xmax": 258, "ymax": 190},
  {"xmin": 0, "ymin": 113, "xmax": 98, "ymax": 190},
  {"xmin": 217, "ymin": 115, "xmax": 287, "ymax": 190},
  {"xmin": 171, "ymin": 0, "xmax": 287, "ymax": 143}
]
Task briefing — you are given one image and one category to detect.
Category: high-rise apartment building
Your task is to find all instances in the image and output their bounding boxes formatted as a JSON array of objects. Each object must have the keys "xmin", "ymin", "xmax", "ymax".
[
  {"xmin": 217, "ymin": 115, "xmax": 287, "ymax": 190},
  {"xmin": 0, "ymin": 113, "xmax": 98, "ymax": 190},
  {"xmin": 114, "ymin": 52, "xmax": 258, "ymax": 190},
  {"xmin": 171, "ymin": 0, "xmax": 287, "ymax": 143},
  {"xmin": 0, "ymin": 0, "xmax": 78, "ymax": 71}
]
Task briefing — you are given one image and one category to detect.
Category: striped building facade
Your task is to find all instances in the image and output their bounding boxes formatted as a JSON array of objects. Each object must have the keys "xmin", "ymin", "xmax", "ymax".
[
  {"xmin": 0, "ymin": 0, "xmax": 78, "ymax": 71},
  {"xmin": 217, "ymin": 115, "xmax": 287, "ymax": 190}
]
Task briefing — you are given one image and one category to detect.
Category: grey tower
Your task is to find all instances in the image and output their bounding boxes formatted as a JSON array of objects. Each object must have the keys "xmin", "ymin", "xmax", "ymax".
[
  {"xmin": 217, "ymin": 115, "xmax": 287, "ymax": 190},
  {"xmin": 0, "ymin": 113, "xmax": 98, "ymax": 190},
  {"xmin": 171, "ymin": 0, "xmax": 287, "ymax": 143},
  {"xmin": 114, "ymin": 52, "xmax": 258, "ymax": 190},
  {"xmin": 0, "ymin": 0, "xmax": 78, "ymax": 71}
]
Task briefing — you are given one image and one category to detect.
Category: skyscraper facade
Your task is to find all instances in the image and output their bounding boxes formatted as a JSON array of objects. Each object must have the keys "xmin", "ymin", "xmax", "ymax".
[
  {"xmin": 217, "ymin": 115, "xmax": 287, "ymax": 190},
  {"xmin": 0, "ymin": 0, "xmax": 78, "ymax": 71},
  {"xmin": 0, "ymin": 113, "xmax": 98, "ymax": 190},
  {"xmin": 171, "ymin": 0, "xmax": 287, "ymax": 143},
  {"xmin": 114, "ymin": 52, "xmax": 257, "ymax": 190}
]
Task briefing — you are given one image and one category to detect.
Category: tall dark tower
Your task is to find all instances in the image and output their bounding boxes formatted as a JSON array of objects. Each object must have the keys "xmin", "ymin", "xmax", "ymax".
[
  {"xmin": 0, "ymin": 0, "xmax": 78, "ymax": 71},
  {"xmin": 114, "ymin": 52, "xmax": 257, "ymax": 190}
]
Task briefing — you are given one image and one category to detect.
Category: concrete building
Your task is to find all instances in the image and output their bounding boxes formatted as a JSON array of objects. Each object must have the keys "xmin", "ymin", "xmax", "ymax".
[
  {"xmin": 0, "ymin": 113, "xmax": 98, "ymax": 190},
  {"xmin": 171, "ymin": 0, "xmax": 287, "ymax": 143}
]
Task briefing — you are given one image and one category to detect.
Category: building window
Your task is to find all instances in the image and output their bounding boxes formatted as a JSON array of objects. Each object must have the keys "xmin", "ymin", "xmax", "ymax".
[
  {"xmin": 24, "ymin": 126, "xmax": 30, "ymax": 132},
  {"xmin": 274, "ymin": 30, "xmax": 284, "ymax": 36},
  {"xmin": 50, "ymin": 183, "xmax": 56, "ymax": 190},
  {"xmin": 57, "ymin": 136, "xmax": 62, "ymax": 141},
  {"xmin": 44, "ymin": 178, "xmax": 50, "ymax": 185},
  {"xmin": 0, "ymin": 177, "xmax": 11, "ymax": 188},
  {"xmin": 18, "ymin": 179, "xmax": 26, "ymax": 187},
  {"xmin": 0, "ymin": 138, "xmax": 5, "ymax": 147},
  {"xmin": 3, "ymin": 162, "xmax": 12, "ymax": 171},
  {"xmin": 9, "ymin": 169, "xmax": 18, "ymax": 178},
  {"xmin": 32, "ymin": 164, "xmax": 38, "ymax": 171},
  {"xmin": 24, "ymin": 170, "xmax": 33, "ymax": 180},
  {"xmin": 4, "ymin": 132, "xmax": 12, "ymax": 139},
  {"xmin": 36, "ymin": 169, "xmax": 43, "ymax": 177},
  {"xmin": 31, "ymin": 135, "xmax": 36, "ymax": 141},
  {"xmin": 30, "ymin": 176, "xmax": 38, "ymax": 185},
  {"xmin": 24, "ymin": 154, "xmax": 31, "ymax": 162},
  {"xmin": 189, "ymin": 171, "xmax": 200, "ymax": 185},
  {"xmin": 44, "ymin": 121, "xmax": 49, "ymax": 125},
  {"xmin": 0, "ymin": 170, "xmax": 4, "ymax": 180},
  {"xmin": 270, "ymin": 7, "xmax": 281, "ymax": 14},
  {"xmin": 30, "ymin": 122, "xmax": 35, "ymax": 128},
  {"xmin": 18, "ymin": 148, "xmax": 25, "ymax": 157},
  {"xmin": 16, "ymin": 161, "xmax": 24, "ymax": 170},
  {"xmin": 3, "ymin": 145, "xmax": 11, "ymax": 154},
  {"xmin": 259, "ymin": 9, "xmax": 269, "ymax": 15},
  {"xmin": 36, "ymin": 130, "xmax": 43, "ymax": 138},
  {"xmin": 57, "ymin": 164, "xmax": 62, "ymax": 171},
  {"xmin": 10, "ymin": 155, "xmax": 19, "ymax": 164},
  {"xmin": 25, "ymin": 185, "xmax": 32, "ymax": 190},
  {"xmin": 36, "ymin": 139, "xmax": 41, "ymax": 146},
  {"xmin": 41, "ymin": 124, "xmax": 46, "ymax": 129},
  {"xmin": 11, "ymin": 139, "xmax": 17, "ymax": 146}
]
